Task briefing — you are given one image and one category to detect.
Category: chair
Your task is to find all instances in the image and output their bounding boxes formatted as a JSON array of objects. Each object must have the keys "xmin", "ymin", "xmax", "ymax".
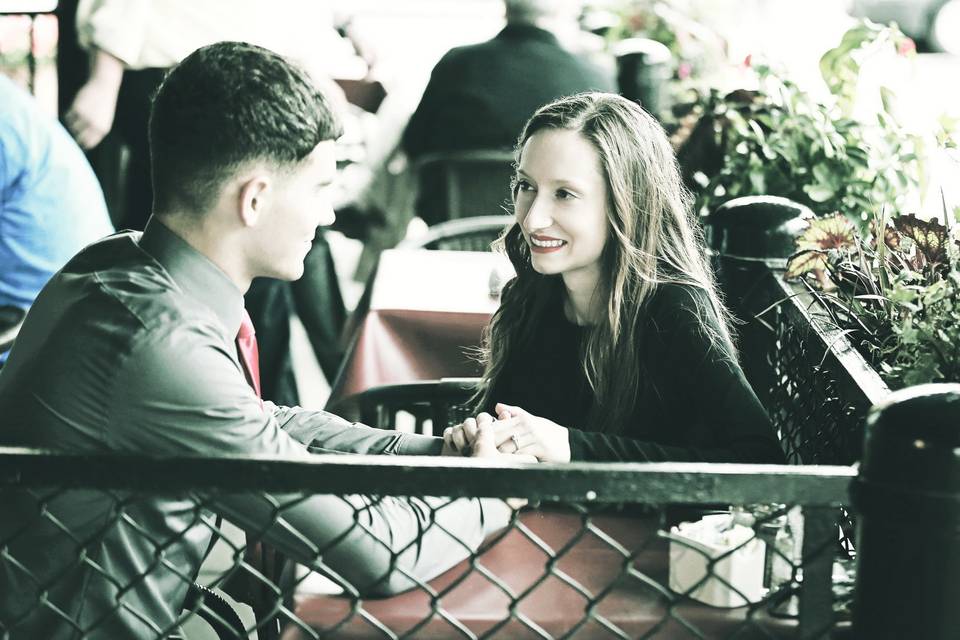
[
  {"xmin": 355, "ymin": 378, "xmax": 481, "ymax": 435},
  {"xmin": 413, "ymin": 149, "xmax": 515, "ymax": 223},
  {"xmin": 0, "ymin": 306, "xmax": 26, "ymax": 357},
  {"xmin": 179, "ymin": 583, "xmax": 247, "ymax": 640},
  {"xmin": 397, "ymin": 215, "xmax": 514, "ymax": 252}
]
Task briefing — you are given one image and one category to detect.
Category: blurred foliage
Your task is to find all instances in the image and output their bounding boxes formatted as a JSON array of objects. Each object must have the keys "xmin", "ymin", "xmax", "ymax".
[
  {"xmin": 598, "ymin": 0, "xmax": 724, "ymax": 82},
  {"xmin": 606, "ymin": 1, "xmax": 681, "ymax": 51},
  {"xmin": 672, "ymin": 21, "xmax": 932, "ymax": 231},
  {"xmin": 819, "ymin": 19, "xmax": 917, "ymax": 117}
]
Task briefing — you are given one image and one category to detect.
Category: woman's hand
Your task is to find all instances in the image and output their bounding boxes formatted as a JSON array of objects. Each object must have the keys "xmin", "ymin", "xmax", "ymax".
[
  {"xmin": 442, "ymin": 412, "xmax": 539, "ymax": 463},
  {"xmin": 491, "ymin": 403, "xmax": 571, "ymax": 463}
]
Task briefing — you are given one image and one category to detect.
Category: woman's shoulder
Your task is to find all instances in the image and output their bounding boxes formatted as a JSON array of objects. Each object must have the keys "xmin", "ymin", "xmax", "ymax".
[
  {"xmin": 646, "ymin": 282, "xmax": 713, "ymax": 320},
  {"xmin": 644, "ymin": 282, "xmax": 737, "ymax": 363},
  {"xmin": 645, "ymin": 282, "xmax": 731, "ymax": 342}
]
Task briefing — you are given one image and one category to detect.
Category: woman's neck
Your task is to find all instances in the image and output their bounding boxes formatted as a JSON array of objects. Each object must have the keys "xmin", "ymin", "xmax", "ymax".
[{"xmin": 562, "ymin": 270, "xmax": 602, "ymax": 326}]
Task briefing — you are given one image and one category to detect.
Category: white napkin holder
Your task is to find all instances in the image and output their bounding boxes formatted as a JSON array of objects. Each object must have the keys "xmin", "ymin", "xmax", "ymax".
[{"xmin": 668, "ymin": 513, "xmax": 766, "ymax": 607}]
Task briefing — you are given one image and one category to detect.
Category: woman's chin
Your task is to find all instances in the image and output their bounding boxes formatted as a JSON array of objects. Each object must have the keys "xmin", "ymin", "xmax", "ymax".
[{"xmin": 530, "ymin": 257, "xmax": 561, "ymax": 276}]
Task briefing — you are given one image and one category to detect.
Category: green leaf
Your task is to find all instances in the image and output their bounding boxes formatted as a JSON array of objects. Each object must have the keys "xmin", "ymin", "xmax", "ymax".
[
  {"xmin": 785, "ymin": 249, "xmax": 829, "ymax": 280},
  {"xmin": 888, "ymin": 286, "xmax": 919, "ymax": 303},
  {"xmin": 903, "ymin": 359, "xmax": 942, "ymax": 386},
  {"xmin": 922, "ymin": 279, "xmax": 948, "ymax": 305},
  {"xmin": 804, "ymin": 184, "xmax": 835, "ymax": 203},
  {"xmin": 898, "ymin": 317, "xmax": 919, "ymax": 344},
  {"xmin": 812, "ymin": 163, "xmax": 838, "ymax": 188}
]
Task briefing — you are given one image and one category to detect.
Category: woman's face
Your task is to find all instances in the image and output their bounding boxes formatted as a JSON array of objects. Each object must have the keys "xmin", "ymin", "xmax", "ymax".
[{"xmin": 514, "ymin": 128, "xmax": 610, "ymax": 289}]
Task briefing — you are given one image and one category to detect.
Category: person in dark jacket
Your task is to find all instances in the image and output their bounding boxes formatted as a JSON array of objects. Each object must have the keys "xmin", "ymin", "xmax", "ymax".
[
  {"xmin": 444, "ymin": 93, "xmax": 785, "ymax": 465},
  {"xmin": 401, "ymin": 0, "xmax": 615, "ymax": 224}
]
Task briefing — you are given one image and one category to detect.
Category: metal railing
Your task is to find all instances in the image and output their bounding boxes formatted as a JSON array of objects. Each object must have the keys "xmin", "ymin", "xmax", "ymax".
[
  {"xmin": 0, "ymin": 257, "xmax": 888, "ymax": 639},
  {"xmin": 1, "ymin": 448, "xmax": 854, "ymax": 639},
  {"xmin": 715, "ymin": 257, "xmax": 891, "ymax": 467}
]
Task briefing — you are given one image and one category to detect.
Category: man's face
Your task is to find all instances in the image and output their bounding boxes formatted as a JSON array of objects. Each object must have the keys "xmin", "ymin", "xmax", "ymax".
[{"xmin": 252, "ymin": 141, "xmax": 337, "ymax": 281}]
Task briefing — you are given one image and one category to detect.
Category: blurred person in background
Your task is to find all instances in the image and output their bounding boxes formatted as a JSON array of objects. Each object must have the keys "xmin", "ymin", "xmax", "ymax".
[
  {"xmin": 401, "ymin": 0, "xmax": 616, "ymax": 225},
  {"xmin": 0, "ymin": 74, "xmax": 113, "ymax": 365},
  {"xmin": 65, "ymin": 0, "xmax": 350, "ymax": 231}
]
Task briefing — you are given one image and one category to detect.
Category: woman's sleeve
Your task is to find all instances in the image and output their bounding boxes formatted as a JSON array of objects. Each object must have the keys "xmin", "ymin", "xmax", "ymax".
[{"xmin": 569, "ymin": 286, "xmax": 785, "ymax": 463}]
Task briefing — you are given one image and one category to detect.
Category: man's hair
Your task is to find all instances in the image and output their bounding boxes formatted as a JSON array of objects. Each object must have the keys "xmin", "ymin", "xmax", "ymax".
[
  {"xmin": 149, "ymin": 41, "xmax": 343, "ymax": 214},
  {"xmin": 504, "ymin": 0, "xmax": 578, "ymax": 25}
]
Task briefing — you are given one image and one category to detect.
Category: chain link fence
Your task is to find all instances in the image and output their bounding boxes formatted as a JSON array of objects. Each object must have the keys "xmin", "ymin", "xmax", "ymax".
[
  {"xmin": 3, "ymin": 258, "xmax": 880, "ymax": 639},
  {"xmin": 2, "ymin": 450, "xmax": 855, "ymax": 639}
]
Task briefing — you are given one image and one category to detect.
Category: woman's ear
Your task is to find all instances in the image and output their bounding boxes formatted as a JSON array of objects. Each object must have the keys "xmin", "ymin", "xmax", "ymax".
[{"xmin": 238, "ymin": 175, "xmax": 271, "ymax": 227}]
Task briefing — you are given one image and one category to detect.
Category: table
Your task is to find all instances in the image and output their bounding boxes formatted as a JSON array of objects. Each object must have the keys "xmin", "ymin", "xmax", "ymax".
[
  {"xmin": 285, "ymin": 509, "xmax": 799, "ymax": 639},
  {"xmin": 327, "ymin": 249, "xmax": 512, "ymax": 410}
]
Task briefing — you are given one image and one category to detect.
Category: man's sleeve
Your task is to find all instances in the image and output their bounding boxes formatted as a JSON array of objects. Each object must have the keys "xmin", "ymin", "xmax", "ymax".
[
  {"xmin": 76, "ymin": 0, "xmax": 150, "ymax": 67},
  {"xmin": 266, "ymin": 402, "xmax": 443, "ymax": 456},
  {"xmin": 110, "ymin": 323, "xmax": 509, "ymax": 594},
  {"xmin": 400, "ymin": 53, "xmax": 455, "ymax": 158},
  {"xmin": 215, "ymin": 492, "xmax": 511, "ymax": 597},
  {"xmin": 0, "ymin": 125, "xmax": 8, "ymax": 196}
]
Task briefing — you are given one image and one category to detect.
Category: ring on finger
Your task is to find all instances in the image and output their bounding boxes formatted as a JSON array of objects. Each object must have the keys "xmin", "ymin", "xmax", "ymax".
[{"xmin": 510, "ymin": 433, "xmax": 520, "ymax": 451}]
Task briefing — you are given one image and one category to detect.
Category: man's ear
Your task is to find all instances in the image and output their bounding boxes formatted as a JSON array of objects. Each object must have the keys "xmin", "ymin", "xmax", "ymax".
[{"xmin": 238, "ymin": 175, "xmax": 271, "ymax": 227}]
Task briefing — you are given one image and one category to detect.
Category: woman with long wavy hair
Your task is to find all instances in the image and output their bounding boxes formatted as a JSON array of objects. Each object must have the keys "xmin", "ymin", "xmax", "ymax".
[{"xmin": 444, "ymin": 92, "xmax": 783, "ymax": 463}]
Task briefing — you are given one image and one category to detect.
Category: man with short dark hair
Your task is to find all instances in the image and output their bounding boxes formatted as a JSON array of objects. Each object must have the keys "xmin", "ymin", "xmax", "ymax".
[{"xmin": 0, "ymin": 42, "xmax": 509, "ymax": 639}]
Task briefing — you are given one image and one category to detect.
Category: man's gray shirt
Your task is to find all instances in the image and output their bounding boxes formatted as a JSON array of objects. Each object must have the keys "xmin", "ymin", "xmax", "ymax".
[{"xmin": 0, "ymin": 219, "xmax": 508, "ymax": 639}]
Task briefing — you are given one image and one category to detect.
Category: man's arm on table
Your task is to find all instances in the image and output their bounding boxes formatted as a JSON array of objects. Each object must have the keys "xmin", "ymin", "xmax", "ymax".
[
  {"xmin": 267, "ymin": 401, "xmax": 443, "ymax": 455},
  {"xmin": 111, "ymin": 326, "xmax": 510, "ymax": 594}
]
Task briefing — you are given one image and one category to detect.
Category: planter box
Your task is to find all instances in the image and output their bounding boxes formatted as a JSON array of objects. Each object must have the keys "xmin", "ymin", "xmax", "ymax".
[{"xmin": 715, "ymin": 255, "xmax": 892, "ymax": 466}]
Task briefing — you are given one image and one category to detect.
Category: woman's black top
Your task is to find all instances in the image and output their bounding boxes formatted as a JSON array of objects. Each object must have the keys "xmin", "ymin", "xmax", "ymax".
[{"xmin": 486, "ymin": 283, "xmax": 785, "ymax": 463}]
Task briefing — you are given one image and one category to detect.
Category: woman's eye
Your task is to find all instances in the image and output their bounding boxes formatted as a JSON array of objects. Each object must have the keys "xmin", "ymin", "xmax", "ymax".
[
  {"xmin": 556, "ymin": 189, "xmax": 575, "ymax": 200},
  {"xmin": 513, "ymin": 179, "xmax": 535, "ymax": 197}
]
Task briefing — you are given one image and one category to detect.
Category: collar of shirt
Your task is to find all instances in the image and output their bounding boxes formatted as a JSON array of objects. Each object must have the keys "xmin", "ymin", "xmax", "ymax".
[
  {"xmin": 139, "ymin": 217, "xmax": 245, "ymax": 338},
  {"xmin": 496, "ymin": 23, "xmax": 561, "ymax": 46}
]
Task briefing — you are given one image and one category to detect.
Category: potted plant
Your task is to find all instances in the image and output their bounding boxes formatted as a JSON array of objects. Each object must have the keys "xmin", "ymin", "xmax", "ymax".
[
  {"xmin": 673, "ymin": 21, "xmax": 925, "ymax": 230},
  {"xmin": 784, "ymin": 207, "xmax": 960, "ymax": 389}
]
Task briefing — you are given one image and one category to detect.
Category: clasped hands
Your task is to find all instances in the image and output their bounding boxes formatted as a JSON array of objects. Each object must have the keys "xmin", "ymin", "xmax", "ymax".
[{"xmin": 442, "ymin": 403, "xmax": 571, "ymax": 463}]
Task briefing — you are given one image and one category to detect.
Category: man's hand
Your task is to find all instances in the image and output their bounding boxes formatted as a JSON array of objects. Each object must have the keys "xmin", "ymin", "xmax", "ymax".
[
  {"xmin": 441, "ymin": 413, "xmax": 534, "ymax": 511},
  {"xmin": 442, "ymin": 412, "xmax": 538, "ymax": 463},
  {"xmin": 441, "ymin": 413, "xmax": 488, "ymax": 455},
  {"xmin": 64, "ymin": 49, "xmax": 125, "ymax": 149}
]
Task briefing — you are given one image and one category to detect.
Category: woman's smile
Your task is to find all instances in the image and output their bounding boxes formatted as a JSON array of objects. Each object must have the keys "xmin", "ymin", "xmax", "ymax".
[{"xmin": 529, "ymin": 234, "xmax": 567, "ymax": 252}]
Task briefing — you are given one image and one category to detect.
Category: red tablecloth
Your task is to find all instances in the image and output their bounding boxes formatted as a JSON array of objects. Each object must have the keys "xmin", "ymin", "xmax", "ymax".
[
  {"xmin": 327, "ymin": 249, "xmax": 512, "ymax": 409},
  {"xmin": 284, "ymin": 509, "xmax": 797, "ymax": 639}
]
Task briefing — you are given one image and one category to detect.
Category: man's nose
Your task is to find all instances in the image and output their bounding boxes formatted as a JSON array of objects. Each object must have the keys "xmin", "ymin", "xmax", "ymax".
[{"xmin": 317, "ymin": 203, "xmax": 335, "ymax": 227}]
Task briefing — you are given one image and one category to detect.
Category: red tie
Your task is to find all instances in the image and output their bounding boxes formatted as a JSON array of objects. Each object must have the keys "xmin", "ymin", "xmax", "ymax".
[
  {"xmin": 236, "ymin": 309, "xmax": 262, "ymax": 399},
  {"xmin": 230, "ymin": 309, "xmax": 279, "ymax": 634}
]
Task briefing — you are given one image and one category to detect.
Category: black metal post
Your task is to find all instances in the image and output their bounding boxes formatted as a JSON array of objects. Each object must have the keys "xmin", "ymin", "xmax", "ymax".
[
  {"xmin": 799, "ymin": 506, "xmax": 838, "ymax": 639},
  {"xmin": 850, "ymin": 384, "xmax": 960, "ymax": 639}
]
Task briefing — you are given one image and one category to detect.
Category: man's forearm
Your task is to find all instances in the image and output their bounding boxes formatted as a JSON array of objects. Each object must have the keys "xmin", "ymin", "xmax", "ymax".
[
  {"xmin": 213, "ymin": 491, "xmax": 511, "ymax": 597},
  {"xmin": 269, "ymin": 402, "xmax": 443, "ymax": 455},
  {"xmin": 86, "ymin": 48, "xmax": 125, "ymax": 94}
]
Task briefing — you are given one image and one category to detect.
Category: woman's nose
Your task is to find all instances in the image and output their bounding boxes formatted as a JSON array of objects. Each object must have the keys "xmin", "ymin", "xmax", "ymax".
[{"xmin": 521, "ymin": 196, "xmax": 552, "ymax": 231}]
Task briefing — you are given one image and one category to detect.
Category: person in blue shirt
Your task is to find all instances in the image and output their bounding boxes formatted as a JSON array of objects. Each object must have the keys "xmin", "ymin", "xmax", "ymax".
[{"xmin": 0, "ymin": 74, "xmax": 114, "ymax": 362}]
